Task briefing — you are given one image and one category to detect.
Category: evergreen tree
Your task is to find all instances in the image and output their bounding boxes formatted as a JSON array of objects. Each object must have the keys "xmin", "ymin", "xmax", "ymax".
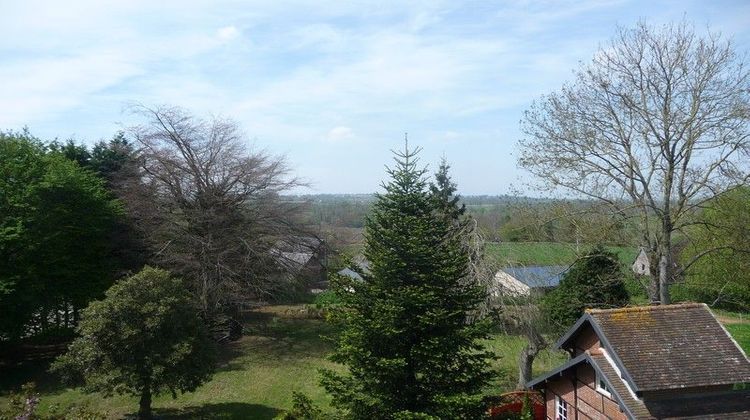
[
  {"xmin": 430, "ymin": 158, "xmax": 466, "ymax": 223},
  {"xmin": 321, "ymin": 144, "xmax": 495, "ymax": 419},
  {"xmin": 541, "ymin": 246, "xmax": 629, "ymax": 334},
  {"xmin": 430, "ymin": 158, "xmax": 494, "ymax": 321}
]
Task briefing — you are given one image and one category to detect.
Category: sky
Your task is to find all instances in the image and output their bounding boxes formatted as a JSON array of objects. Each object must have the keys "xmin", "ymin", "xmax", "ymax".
[{"xmin": 2, "ymin": 0, "xmax": 749, "ymax": 194}]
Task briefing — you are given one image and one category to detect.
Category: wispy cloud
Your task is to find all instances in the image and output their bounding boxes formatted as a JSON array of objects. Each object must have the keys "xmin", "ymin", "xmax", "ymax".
[{"xmin": 1, "ymin": 0, "xmax": 748, "ymax": 193}]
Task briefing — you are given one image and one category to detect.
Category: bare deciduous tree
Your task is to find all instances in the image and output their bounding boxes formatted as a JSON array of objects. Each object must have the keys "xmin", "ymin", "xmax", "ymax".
[
  {"xmin": 519, "ymin": 21, "xmax": 750, "ymax": 304},
  {"xmin": 128, "ymin": 104, "xmax": 307, "ymax": 322}
]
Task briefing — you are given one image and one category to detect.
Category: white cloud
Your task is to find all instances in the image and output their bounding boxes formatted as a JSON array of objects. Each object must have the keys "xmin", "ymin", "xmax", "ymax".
[
  {"xmin": 217, "ymin": 25, "xmax": 240, "ymax": 42},
  {"xmin": 326, "ymin": 126, "xmax": 354, "ymax": 142}
]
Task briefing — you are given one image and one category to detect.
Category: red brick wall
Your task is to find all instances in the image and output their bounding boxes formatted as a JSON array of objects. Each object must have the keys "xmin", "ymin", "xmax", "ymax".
[
  {"xmin": 542, "ymin": 365, "xmax": 628, "ymax": 420},
  {"xmin": 546, "ymin": 376, "xmax": 576, "ymax": 419},
  {"xmin": 574, "ymin": 325, "xmax": 601, "ymax": 355}
]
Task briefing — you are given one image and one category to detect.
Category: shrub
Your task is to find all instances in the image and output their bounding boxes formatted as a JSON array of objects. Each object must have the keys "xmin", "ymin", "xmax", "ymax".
[
  {"xmin": 50, "ymin": 267, "xmax": 216, "ymax": 419},
  {"xmin": 541, "ymin": 246, "xmax": 629, "ymax": 334}
]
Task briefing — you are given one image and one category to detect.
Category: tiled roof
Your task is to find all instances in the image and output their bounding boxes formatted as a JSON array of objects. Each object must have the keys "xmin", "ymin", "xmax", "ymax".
[
  {"xmin": 644, "ymin": 389, "xmax": 750, "ymax": 419},
  {"xmin": 586, "ymin": 303, "xmax": 750, "ymax": 392},
  {"xmin": 589, "ymin": 354, "xmax": 652, "ymax": 419}
]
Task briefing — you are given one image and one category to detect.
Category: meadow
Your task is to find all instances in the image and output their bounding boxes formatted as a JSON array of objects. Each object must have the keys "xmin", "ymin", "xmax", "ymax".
[
  {"xmin": 486, "ymin": 241, "xmax": 638, "ymax": 268},
  {"xmin": 0, "ymin": 305, "xmax": 568, "ymax": 419}
]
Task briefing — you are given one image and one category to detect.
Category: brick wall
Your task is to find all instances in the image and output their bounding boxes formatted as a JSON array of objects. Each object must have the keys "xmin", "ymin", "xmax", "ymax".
[
  {"xmin": 542, "ymin": 364, "xmax": 628, "ymax": 420},
  {"xmin": 574, "ymin": 325, "xmax": 600, "ymax": 356}
]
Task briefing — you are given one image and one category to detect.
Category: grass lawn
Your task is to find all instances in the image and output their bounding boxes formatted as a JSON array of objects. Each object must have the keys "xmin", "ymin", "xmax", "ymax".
[
  {"xmin": 486, "ymin": 241, "xmax": 637, "ymax": 268},
  {"xmin": 2, "ymin": 304, "xmax": 746, "ymax": 419},
  {"xmin": 725, "ymin": 323, "xmax": 750, "ymax": 353},
  {"xmin": 0, "ymin": 305, "xmax": 564, "ymax": 419},
  {"xmin": 0, "ymin": 306, "xmax": 342, "ymax": 419}
]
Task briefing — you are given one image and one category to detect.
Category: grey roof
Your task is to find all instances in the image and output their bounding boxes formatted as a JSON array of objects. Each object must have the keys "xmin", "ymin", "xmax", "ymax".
[
  {"xmin": 337, "ymin": 267, "xmax": 363, "ymax": 281},
  {"xmin": 501, "ymin": 265, "xmax": 567, "ymax": 288},
  {"xmin": 270, "ymin": 236, "xmax": 323, "ymax": 273},
  {"xmin": 337, "ymin": 259, "xmax": 370, "ymax": 281}
]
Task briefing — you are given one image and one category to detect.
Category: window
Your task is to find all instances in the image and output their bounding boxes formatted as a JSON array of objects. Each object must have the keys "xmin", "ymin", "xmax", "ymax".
[
  {"xmin": 555, "ymin": 396, "xmax": 568, "ymax": 420},
  {"xmin": 596, "ymin": 371, "xmax": 612, "ymax": 397}
]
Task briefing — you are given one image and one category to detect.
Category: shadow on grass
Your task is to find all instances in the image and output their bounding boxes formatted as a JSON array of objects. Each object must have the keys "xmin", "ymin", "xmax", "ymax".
[
  {"xmin": 153, "ymin": 402, "xmax": 280, "ymax": 419},
  {"xmin": 0, "ymin": 343, "xmax": 69, "ymax": 395}
]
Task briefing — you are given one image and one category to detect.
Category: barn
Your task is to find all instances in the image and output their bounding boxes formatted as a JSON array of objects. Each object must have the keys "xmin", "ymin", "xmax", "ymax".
[{"xmin": 493, "ymin": 265, "xmax": 567, "ymax": 297}]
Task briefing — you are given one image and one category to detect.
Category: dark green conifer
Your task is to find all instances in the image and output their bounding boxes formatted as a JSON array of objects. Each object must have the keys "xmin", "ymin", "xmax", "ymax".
[{"xmin": 321, "ymin": 144, "xmax": 495, "ymax": 419}]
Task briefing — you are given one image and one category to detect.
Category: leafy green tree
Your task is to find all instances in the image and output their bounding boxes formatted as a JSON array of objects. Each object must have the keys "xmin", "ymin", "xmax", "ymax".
[
  {"xmin": 321, "ymin": 145, "xmax": 495, "ymax": 419},
  {"xmin": 51, "ymin": 267, "xmax": 216, "ymax": 419},
  {"xmin": 0, "ymin": 131, "xmax": 121, "ymax": 342},
  {"xmin": 541, "ymin": 246, "xmax": 629, "ymax": 334},
  {"xmin": 676, "ymin": 187, "xmax": 750, "ymax": 310}
]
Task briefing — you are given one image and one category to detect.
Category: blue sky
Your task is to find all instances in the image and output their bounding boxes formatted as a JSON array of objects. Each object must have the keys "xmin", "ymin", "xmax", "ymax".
[{"xmin": 2, "ymin": 0, "xmax": 749, "ymax": 194}]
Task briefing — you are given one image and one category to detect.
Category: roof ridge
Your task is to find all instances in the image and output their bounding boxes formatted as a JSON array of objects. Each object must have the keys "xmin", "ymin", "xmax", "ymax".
[{"xmin": 585, "ymin": 302, "xmax": 706, "ymax": 314}]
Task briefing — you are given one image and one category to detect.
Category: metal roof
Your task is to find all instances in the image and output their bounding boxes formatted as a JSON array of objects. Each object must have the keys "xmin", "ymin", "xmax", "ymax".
[{"xmin": 500, "ymin": 265, "xmax": 568, "ymax": 288}]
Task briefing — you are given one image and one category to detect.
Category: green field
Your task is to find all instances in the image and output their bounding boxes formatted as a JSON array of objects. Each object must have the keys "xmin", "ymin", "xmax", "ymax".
[
  {"xmin": 725, "ymin": 323, "xmax": 750, "ymax": 352},
  {"xmin": 486, "ymin": 241, "xmax": 638, "ymax": 268},
  {"xmin": 0, "ymin": 306, "xmax": 566, "ymax": 419}
]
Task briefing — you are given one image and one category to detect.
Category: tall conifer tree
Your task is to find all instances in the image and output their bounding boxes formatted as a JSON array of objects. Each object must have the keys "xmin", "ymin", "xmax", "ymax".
[{"xmin": 322, "ymin": 144, "xmax": 494, "ymax": 419}]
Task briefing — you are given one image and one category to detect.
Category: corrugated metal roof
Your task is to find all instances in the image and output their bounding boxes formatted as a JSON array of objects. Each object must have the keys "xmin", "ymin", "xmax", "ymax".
[{"xmin": 501, "ymin": 265, "xmax": 567, "ymax": 288}]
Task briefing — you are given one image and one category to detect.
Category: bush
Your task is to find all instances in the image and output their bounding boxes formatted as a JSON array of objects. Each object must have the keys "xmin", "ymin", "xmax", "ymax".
[
  {"xmin": 274, "ymin": 392, "xmax": 324, "ymax": 420},
  {"xmin": 313, "ymin": 290, "xmax": 341, "ymax": 308},
  {"xmin": 541, "ymin": 246, "xmax": 629, "ymax": 334}
]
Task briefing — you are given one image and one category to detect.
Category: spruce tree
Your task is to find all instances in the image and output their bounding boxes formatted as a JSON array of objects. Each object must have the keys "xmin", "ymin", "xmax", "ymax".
[{"xmin": 321, "ymin": 144, "xmax": 495, "ymax": 419}]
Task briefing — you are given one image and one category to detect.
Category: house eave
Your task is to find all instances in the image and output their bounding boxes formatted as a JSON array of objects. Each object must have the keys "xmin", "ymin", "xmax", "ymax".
[
  {"xmin": 525, "ymin": 352, "xmax": 639, "ymax": 420},
  {"xmin": 552, "ymin": 313, "xmax": 641, "ymax": 394}
]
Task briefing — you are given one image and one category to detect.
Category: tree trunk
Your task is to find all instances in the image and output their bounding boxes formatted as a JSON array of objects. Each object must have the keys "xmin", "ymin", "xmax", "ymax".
[
  {"xmin": 648, "ymin": 272, "xmax": 659, "ymax": 303},
  {"xmin": 517, "ymin": 328, "xmax": 546, "ymax": 389},
  {"xmin": 659, "ymin": 252, "xmax": 671, "ymax": 305},
  {"xmin": 658, "ymin": 220, "xmax": 673, "ymax": 305},
  {"xmin": 138, "ymin": 384, "xmax": 152, "ymax": 419}
]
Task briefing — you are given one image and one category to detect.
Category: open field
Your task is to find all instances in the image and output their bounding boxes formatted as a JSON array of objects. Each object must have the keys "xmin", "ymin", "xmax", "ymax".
[
  {"xmin": 2, "ymin": 304, "xmax": 747, "ymax": 419},
  {"xmin": 725, "ymin": 323, "xmax": 750, "ymax": 352},
  {"xmin": 486, "ymin": 241, "xmax": 638, "ymax": 268},
  {"xmin": 0, "ymin": 305, "xmax": 566, "ymax": 419}
]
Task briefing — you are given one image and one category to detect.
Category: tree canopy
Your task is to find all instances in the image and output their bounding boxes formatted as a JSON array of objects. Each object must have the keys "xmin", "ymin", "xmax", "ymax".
[
  {"xmin": 0, "ymin": 131, "xmax": 122, "ymax": 342},
  {"xmin": 519, "ymin": 20, "xmax": 750, "ymax": 304},
  {"xmin": 541, "ymin": 246, "xmax": 629, "ymax": 334},
  {"xmin": 677, "ymin": 187, "xmax": 750, "ymax": 311},
  {"xmin": 126, "ymin": 105, "xmax": 307, "ymax": 322},
  {"xmin": 51, "ymin": 266, "xmax": 216, "ymax": 419}
]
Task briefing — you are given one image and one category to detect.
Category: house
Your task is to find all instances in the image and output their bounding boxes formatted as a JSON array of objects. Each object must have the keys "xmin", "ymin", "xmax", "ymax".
[
  {"xmin": 527, "ymin": 303, "xmax": 750, "ymax": 419},
  {"xmin": 632, "ymin": 248, "xmax": 651, "ymax": 276},
  {"xmin": 493, "ymin": 265, "xmax": 568, "ymax": 297},
  {"xmin": 271, "ymin": 236, "xmax": 327, "ymax": 290},
  {"xmin": 336, "ymin": 257, "xmax": 370, "ymax": 282}
]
